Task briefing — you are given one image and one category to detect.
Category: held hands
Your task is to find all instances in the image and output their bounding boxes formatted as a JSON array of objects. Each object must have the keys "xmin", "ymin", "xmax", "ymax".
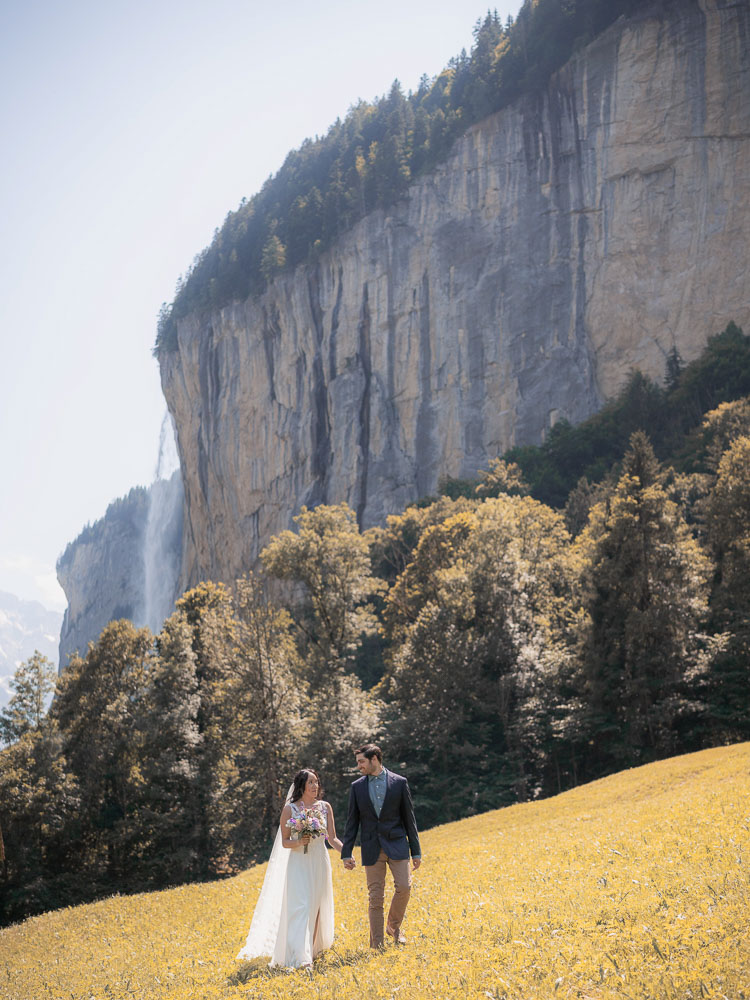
[{"xmin": 341, "ymin": 856, "xmax": 420, "ymax": 870}]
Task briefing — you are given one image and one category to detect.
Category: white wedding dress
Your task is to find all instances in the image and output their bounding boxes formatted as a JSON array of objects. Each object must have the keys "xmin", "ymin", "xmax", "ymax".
[{"xmin": 236, "ymin": 799, "xmax": 335, "ymax": 968}]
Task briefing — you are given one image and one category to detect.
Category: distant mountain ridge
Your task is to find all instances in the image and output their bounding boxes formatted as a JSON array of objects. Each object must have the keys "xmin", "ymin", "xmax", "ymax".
[{"xmin": 0, "ymin": 591, "xmax": 62, "ymax": 708}]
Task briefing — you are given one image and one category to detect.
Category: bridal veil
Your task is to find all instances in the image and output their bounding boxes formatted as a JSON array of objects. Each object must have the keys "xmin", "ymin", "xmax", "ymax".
[{"xmin": 235, "ymin": 784, "xmax": 294, "ymax": 961}]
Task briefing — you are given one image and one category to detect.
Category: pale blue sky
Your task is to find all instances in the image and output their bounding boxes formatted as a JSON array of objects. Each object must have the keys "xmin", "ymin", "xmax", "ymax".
[{"xmin": 0, "ymin": 0, "xmax": 516, "ymax": 612}]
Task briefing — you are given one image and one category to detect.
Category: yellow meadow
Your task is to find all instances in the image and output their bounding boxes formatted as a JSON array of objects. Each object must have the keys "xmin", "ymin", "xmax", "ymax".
[{"xmin": 2, "ymin": 743, "xmax": 748, "ymax": 999}]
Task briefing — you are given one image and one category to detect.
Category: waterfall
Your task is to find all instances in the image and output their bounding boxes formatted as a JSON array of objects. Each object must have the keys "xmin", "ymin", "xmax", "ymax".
[{"xmin": 141, "ymin": 412, "xmax": 184, "ymax": 634}]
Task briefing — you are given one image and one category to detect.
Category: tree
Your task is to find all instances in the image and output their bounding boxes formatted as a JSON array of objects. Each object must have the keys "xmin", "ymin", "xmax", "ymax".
[
  {"xmin": 168, "ymin": 581, "xmax": 238, "ymax": 876},
  {"xmin": 51, "ymin": 620, "xmax": 153, "ymax": 881},
  {"xmin": 475, "ymin": 457, "xmax": 530, "ymax": 498},
  {"xmin": 212, "ymin": 575, "xmax": 307, "ymax": 857},
  {"xmin": 579, "ymin": 432, "xmax": 710, "ymax": 768},
  {"xmin": 383, "ymin": 496, "xmax": 582, "ymax": 818},
  {"xmin": 260, "ymin": 231, "xmax": 286, "ymax": 283},
  {"xmin": 138, "ymin": 610, "xmax": 203, "ymax": 881},
  {"xmin": 261, "ymin": 504, "xmax": 383, "ymax": 794},
  {"xmin": 665, "ymin": 345, "xmax": 684, "ymax": 392},
  {"xmin": 261, "ymin": 504, "xmax": 384, "ymax": 675},
  {"xmin": 703, "ymin": 435, "xmax": 750, "ymax": 740},
  {"xmin": 701, "ymin": 398, "xmax": 750, "ymax": 472},
  {"xmin": 0, "ymin": 723, "xmax": 78, "ymax": 922},
  {"xmin": 368, "ymin": 496, "xmax": 477, "ymax": 588},
  {"xmin": 0, "ymin": 651, "xmax": 57, "ymax": 746}
]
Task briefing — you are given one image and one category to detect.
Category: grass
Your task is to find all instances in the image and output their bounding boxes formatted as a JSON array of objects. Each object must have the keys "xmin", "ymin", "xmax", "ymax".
[{"xmin": 1, "ymin": 743, "xmax": 749, "ymax": 999}]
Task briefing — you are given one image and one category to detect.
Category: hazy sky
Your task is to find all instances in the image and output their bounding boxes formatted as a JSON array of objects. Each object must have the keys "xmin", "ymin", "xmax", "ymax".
[{"xmin": 0, "ymin": 0, "xmax": 516, "ymax": 613}]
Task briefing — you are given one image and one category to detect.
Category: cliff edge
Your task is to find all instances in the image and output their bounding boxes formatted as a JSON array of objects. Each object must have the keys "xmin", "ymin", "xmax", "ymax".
[{"xmin": 160, "ymin": 0, "xmax": 750, "ymax": 592}]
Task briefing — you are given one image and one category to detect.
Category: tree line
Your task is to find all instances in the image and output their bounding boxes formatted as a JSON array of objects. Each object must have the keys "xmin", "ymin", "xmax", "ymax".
[
  {"xmin": 155, "ymin": 0, "xmax": 649, "ymax": 355},
  {"xmin": 2, "ymin": 323, "xmax": 749, "ymax": 925}
]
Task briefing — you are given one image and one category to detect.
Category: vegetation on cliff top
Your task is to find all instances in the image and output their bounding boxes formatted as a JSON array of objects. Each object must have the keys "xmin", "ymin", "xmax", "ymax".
[
  {"xmin": 2, "ymin": 744, "xmax": 748, "ymax": 1000},
  {"xmin": 155, "ymin": 0, "xmax": 649, "ymax": 355}
]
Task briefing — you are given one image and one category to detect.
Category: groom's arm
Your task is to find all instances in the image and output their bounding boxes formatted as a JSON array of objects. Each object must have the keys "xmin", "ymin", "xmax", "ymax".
[
  {"xmin": 399, "ymin": 777, "xmax": 421, "ymax": 863},
  {"xmin": 340, "ymin": 784, "xmax": 360, "ymax": 863}
]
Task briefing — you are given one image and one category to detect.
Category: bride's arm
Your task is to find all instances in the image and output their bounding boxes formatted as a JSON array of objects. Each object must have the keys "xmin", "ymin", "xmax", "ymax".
[
  {"xmin": 280, "ymin": 803, "xmax": 310, "ymax": 849},
  {"xmin": 324, "ymin": 801, "xmax": 343, "ymax": 853}
]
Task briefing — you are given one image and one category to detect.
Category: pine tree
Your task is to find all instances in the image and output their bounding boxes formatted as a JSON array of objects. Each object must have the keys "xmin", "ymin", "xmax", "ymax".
[
  {"xmin": 169, "ymin": 581, "xmax": 237, "ymax": 876},
  {"xmin": 0, "ymin": 651, "xmax": 57, "ymax": 746},
  {"xmin": 139, "ymin": 611, "xmax": 202, "ymax": 881},
  {"xmin": 580, "ymin": 432, "xmax": 710, "ymax": 769},
  {"xmin": 51, "ymin": 620, "xmax": 152, "ymax": 882},
  {"xmin": 665, "ymin": 345, "xmax": 684, "ymax": 392}
]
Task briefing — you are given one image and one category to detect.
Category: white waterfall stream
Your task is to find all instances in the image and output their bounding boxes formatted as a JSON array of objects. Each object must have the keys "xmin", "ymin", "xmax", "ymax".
[{"xmin": 141, "ymin": 412, "xmax": 183, "ymax": 634}]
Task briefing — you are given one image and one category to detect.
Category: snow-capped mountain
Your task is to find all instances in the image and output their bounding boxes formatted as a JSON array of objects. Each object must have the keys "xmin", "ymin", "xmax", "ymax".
[{"xmin": 0, "ymin": 591, "xmax": 62, "ymax": 709}]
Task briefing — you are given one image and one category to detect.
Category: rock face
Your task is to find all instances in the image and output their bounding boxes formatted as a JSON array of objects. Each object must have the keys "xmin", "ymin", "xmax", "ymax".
[
  {"xmin": 161, "ymin": 0, "xmax": 750, "ymax": 592},
  {"xmin": 57, "ymin": 474, "xmax": 183, "ymax": 668},
  {"xmin": 57, "ymin": 488, "xmax": 149, "ymax": 668}
]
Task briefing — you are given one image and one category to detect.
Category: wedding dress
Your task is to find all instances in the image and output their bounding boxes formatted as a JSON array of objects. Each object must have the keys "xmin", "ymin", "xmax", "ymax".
[{"xmin": 236, "ymin": 797, "xmax": 335, "ymax": 968}]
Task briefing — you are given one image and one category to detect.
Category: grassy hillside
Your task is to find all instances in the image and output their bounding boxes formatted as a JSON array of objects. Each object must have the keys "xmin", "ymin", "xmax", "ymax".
[{"xmin": 2, "ymin": 744, "xmax": 748, "ymax": 1000}]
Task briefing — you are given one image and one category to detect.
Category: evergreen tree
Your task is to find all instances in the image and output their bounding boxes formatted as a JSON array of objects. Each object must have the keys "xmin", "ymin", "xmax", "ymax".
[
  {"xmin": 579, "ymin": 433, "xmax": 710, "ymax": 769},
  {"xmin": 260, "ymin": 232, "xmax": 286, "ymax": 283},
  {"xmin": 51, "ymin": 620, "xmax": 153, "ymax": 881},
  {"xmin": 139, "ymin": 610, "xmax": 202, "ymax": 881},
  {"xmin": 665, "ymin": 345, "xmax": 684, "ymax": 392},
  {"xmin": 0, "ymin": 722, "xmax": 78, "ymax": 922},
  {"xmin": 704, "ymin": 435, "xmax": 750, "ymax": 740},
  {"xmin": 0, "ymin": 651, "xmax": 57, "ymax": 746},
  {"xmin": 170, "ymin": 581, "xmax": 237, "ymax": 876}
]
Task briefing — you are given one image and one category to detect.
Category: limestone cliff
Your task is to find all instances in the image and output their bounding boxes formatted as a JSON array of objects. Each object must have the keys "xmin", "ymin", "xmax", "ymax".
[
  {"xmin": 57, "ymin": 488, "xmax": 149, "ymax": 667},
  {"xmin": 161, "ymin": 0, "xmax": 750, "ymax": 592},
  {"xmin": 57, "ymin": 473, "xmax": 183, "ymax": 667}
]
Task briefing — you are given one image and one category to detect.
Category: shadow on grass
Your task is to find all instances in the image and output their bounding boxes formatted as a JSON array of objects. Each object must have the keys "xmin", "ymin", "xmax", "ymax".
[{"xmin": 229, "ymin": 945, "xmax": 380, "ymax": 984}]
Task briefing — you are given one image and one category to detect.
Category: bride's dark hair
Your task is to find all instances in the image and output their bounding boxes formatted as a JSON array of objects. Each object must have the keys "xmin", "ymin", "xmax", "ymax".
[{"xmin": 290, "ymin": 768, "xmax": 323, "ymax": 803}]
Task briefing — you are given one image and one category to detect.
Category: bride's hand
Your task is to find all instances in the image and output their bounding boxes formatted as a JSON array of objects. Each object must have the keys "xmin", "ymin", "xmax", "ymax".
[{"xmin": 300, "ymin": 833, "xmax": 312, "ymax": 847}]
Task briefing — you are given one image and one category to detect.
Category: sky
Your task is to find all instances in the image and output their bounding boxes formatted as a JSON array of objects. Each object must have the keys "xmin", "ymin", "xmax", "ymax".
[{"xmin": 0, "ymin": 0, "xmax": 517, "ymax": 615}]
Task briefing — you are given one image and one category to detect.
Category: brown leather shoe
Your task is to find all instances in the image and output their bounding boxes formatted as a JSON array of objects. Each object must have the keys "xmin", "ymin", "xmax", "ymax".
[{"xmin": 386, "ymin": 926, "xmax": 407, "ymax": 945}]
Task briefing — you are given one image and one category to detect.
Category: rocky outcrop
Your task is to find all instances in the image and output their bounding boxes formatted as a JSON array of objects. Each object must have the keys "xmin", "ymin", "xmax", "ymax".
[
  {"xmin": 57, "ymin": 474, "xmax": 183, "ymax": 668},
  {"xmin": 57, "ymin": 488, "xmax": 149, "ymax": 668},
  {"xmin": 161, "ymin": 0, "xmax": 750, "ymax": 592}
]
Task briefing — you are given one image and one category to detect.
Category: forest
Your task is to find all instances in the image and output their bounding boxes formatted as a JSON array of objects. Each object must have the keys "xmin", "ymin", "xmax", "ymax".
[
  {"xmin": 1, "ymin": 322, "xmax": 749, "ymax": 926},
  {"xmin": 154, "ymin": 0, "xmax": 649, "ymax": 354}
]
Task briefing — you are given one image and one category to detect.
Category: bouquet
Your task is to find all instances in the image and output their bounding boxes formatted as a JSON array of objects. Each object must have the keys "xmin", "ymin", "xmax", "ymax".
[{"xmin": 287, "ymin": 806, "xmax": 325, "ymax": 853}]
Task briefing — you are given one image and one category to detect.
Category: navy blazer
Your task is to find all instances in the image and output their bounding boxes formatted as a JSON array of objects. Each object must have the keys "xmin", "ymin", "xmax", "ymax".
[{"xmin": 341, "ymin": 769, "xmax": 421, "ymax": 867}]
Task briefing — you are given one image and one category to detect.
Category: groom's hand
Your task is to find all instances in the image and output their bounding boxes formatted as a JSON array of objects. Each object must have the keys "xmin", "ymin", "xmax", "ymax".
[
  {"xmin": 412, "ymin": 857, "xmax": 421, "ymax": 870},
  {"xmin": 342, "ymin": 857, "xmax": 356, "ymax": 870}
]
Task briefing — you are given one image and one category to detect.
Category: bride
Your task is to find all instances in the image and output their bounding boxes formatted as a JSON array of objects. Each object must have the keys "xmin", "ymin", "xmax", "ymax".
[{"xmin": 236, "ymin": 768, "xmax": 343, "ymax": 969}]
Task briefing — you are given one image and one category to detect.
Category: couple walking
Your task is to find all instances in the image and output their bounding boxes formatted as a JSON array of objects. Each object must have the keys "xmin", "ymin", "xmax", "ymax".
[{"xmin": 236, "ymin": 744, "xmax": 421, "ymax": 969}]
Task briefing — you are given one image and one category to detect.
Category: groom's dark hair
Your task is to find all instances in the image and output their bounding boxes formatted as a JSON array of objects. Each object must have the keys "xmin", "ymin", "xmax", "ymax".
[{"xmin": 356, "ymin": 744, "xmax": 382, "ymax": 763}]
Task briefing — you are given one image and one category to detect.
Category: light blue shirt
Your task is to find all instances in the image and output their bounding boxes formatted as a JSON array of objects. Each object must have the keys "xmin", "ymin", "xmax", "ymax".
[{"xmin": 368, "ymin": 767, "xmax": 387, "ymax": 817}]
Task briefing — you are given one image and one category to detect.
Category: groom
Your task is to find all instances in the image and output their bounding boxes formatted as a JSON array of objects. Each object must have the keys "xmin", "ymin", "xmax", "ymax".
[{"xmin": 341, "ymin": 744, "xmax": 421, "ymax": 948}]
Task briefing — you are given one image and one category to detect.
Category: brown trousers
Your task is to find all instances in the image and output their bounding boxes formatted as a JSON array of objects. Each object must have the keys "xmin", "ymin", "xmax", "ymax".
[{"xmin": 364, "ymin": 849, "xmax": 412, "ymax": 947}]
